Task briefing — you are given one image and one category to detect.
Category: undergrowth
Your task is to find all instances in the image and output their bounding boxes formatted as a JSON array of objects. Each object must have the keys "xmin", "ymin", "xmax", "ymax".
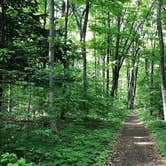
[
  {"xmin": 0, "ymin": 101, "xmax": 129, "ymax": 166},
  {"xmin": 138, "ymin": 110, "xmax": 166, "ymax": 159}
]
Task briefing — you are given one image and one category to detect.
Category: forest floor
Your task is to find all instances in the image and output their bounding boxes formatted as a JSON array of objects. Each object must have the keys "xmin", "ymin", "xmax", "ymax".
[{"xmin": 107, "ymin": 113, "xmax": 166, "ymax": 166}]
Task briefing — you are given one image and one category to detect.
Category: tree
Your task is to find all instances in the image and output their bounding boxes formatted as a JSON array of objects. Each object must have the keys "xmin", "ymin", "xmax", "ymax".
[
  {"xmin": 111, "ymin": 14, "xmax": 121, "ymax": 97},
  {"xmin": 127, "ymin": 44, "xmax": 140, "ymax": 109},
  {"xmin": 0, "ymin": 0, "xmax": 44, "ymax": 108},
  {"xmin": 72, "ymin": 0, "xmax": 90, "ymax": 97},
  {"xmin": 157, "ymin": 0, "xmax": 166, "ymax": 120},
  {"xmin": 48, "ymin": 0, "xmax": 57, "ymax": 131},
  {"xmin": 106, "ymin": 12, "xmax": 111, "ymax": 97}
]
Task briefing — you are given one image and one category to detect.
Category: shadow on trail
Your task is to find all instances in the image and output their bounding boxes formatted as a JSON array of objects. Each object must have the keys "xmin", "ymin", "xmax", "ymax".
[{"xmin": 107, "ymin": 113, "xmax": 166, "ymax": 166}]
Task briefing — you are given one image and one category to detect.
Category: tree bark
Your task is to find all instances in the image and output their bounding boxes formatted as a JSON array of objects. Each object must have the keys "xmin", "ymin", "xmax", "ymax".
[
  {"xmin": 145, "ymin": 58, "xmax": 149, "ymax": 82},
  {"xmin": 0, "ymin": 1, "xmax": 7, "ymax": 107},
  {"xmin": 102, "ymin": 56, "xmax": 106, "ymax": 95},
  {"xmin": 27, "ymin": 85, "xmax": 32, "ymax": 115},
  {"xmin": 0, "ymin": 77, "xmax": 3, "ymax": 107},
  {"xmin": 48, "ymin": 0, "xmax": 57, "ymax": 131},
  {"xmin": 72, "ymin": 0, "xmax": 90, "ymax": 97},
  {"xmin": 127, "ymin": 47, "xmax": 140, "ymax": 109},
  {"xmin": 64, "ymin": 0, "xmax": 69, "ymax": 49},
  {"xmin": 111, "ymin": 67, "xmax": 120, "ymax": 98},
  {"xmin": 81, "ymin": 0, "xmax": 90, "ymax": 97},
  {"xmin": 43, "ymin": 0, "xmax": 47, "ymax": 29},
  {"xmin": 150, "ymin": 44, "xmax": 155, "ymax": 115},
  {"xmin": 106, "ymin": 12, "xmax": 110, "ymax": 97},
  {"xmin": 157, "ymin": 0, "xmax": 166, "ymax": 120},
  {"xmin": 111, "ymin": 15, "xmax": 121, "ymax": 97},
  {"xmin": 7, "ymin": 82, "xmax": 12, "ymax": 112},
  {"xmin": 60, "ymin": 0, "xmax": 69, "ymax": 120},
  {"xmin": 127, "ymin": 66, "xmax": 139, "ymax": 109}
]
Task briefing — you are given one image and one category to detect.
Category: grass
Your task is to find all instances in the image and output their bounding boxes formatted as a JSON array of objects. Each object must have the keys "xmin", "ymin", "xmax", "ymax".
[{"xmin": 138, "ymin": 110, "xmax": 166, "ymax": 159}]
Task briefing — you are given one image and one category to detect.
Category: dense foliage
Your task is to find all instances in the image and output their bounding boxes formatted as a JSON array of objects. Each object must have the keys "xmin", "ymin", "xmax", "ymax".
[
  {"xmin": 0, "ymin": 0, "xmax": 166, "ymax": 165},
  {"xmin": 0, "ymin": 100, "xmax": 128, "ymax": 165}
]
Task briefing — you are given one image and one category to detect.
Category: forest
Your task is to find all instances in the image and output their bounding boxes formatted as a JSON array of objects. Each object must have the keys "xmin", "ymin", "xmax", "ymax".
[{"xmin": 0, "ymin": 0, "xmax": 166, "ymax": 165}]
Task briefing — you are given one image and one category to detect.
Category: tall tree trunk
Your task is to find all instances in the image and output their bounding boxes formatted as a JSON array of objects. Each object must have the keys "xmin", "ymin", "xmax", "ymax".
[
  {"xmin": 43, "ymin": 0, "xmax": 47, "ymax": 29},
  {"xmin": 94, "ymin": 50, "xmax": 98, "ymax": 93},
  {"xmin": 0, "ymin": 76, "xmax": 3, "ymax": 107},
  {"xmin": 72, "ymin": 0, "xmax": 90, "ymax": 97},
  {"xmin": 0, "ymin": 0, "xmax": 7, "ymax": 48},
  {"xmin": 94, "ymin": 49, "xmax": 97, "ymax": 79},
  {"xmin": 127, "ymin": 65, "xmax": 139, "ymax": 109},
  {"xmin": 127, "ymin": 47, "xmax": 140, "ymax": 109},
  {"xmin": 150, "ymin": 52, "xmax": 154, "ymax": 92},
  {"xmin": 145, "ymin": 58, "xmax": 149, "ymax": 82},
  {"xmin": 157, "ymin": 0, "xmax": 166, "ymax": 120},
  {"xmin": 92, "ymin": 29, "xmax": 98, "ymax": 94},
  {"xmin": 60, "ymin": 0, "xmax": 69, "ymax": 120},
  {"xmin": 0, "ymin": 1, "xmax": 7, "ymax": 107},
  {"xmin": 48, "ymin": 0, "xmax": 57, "ymax": 131},
  {"xmin": 102, "ymin": 56, "xmax": 105, "ymax": 95},
  {"xmin": 7, "ymin": 82, "xmax": 12, "ymax": 112},
  {"xmin": 150, "ymin": 45, "xmax": 155, "ymax": 115},
  {"xmin": 106, "ymin": 12, "xmax": 110, "ymax": 97},
  {"xmin": 111, "ymin": 67, "xmax": 120, "ymax": 97},
  {"xmin": 111, "ymin": 15, "xmax": 121, "ymax": 97},
  {"xmin": 127, "ymin": 70, "xmax": 135, "ymax": 109},
  {"xmin": 27, "ymin": 85, "xmax": 32, "ymax": 115},
  {"xmin": 64, "ymin": 0, "xmax": 69, "ymax": 47},
  {"xmin": 81, "ymin": 42, "xmax": 87, "ymax": 96},
  {"xmin": 81, "ymin": 0, "xmax": 90, "ymax": 97},
  {"xmin": 144, "ymin": 57, "xmax": 149, "ymax": 109}
]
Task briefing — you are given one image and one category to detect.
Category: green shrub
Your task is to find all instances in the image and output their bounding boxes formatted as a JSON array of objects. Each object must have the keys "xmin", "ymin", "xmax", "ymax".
[
  {"xmin": 138, "ymin": 110, "xmax": 166, "ymax": 159},
  {"xmin": 0, "ymin": 153, "xmax": 34, "ymax": 166}
]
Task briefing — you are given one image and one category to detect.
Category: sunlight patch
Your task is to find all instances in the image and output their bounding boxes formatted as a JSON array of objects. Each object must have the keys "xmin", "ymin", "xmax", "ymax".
[
  {"xmin": 133, "ymin": 136, "xmax": 145, "ymax": 139},
  {"xmin": 124, "ymin": 122, "xmax": 143, "ymax": 125},
  {"xmin": 134, "ymin": 141, "xmax": 154, "ymax": 145}
]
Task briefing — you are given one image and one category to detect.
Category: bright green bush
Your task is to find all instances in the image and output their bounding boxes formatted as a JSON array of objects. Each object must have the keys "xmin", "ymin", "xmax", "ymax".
[{"xmin": 0, "ymin": 153, "xmax": 34, "ymax": 166}]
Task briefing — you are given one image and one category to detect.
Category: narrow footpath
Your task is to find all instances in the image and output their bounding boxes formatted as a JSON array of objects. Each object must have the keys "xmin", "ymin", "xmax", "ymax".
[{"xmin": 107, "ymin": 113, "xmax": 166, "ymax": 166}]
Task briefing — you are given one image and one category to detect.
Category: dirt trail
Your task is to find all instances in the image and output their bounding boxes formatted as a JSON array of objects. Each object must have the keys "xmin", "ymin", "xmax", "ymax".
[{"xmin": 107, "ymin": 113, "xmax": 166, "ymax": 166}]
